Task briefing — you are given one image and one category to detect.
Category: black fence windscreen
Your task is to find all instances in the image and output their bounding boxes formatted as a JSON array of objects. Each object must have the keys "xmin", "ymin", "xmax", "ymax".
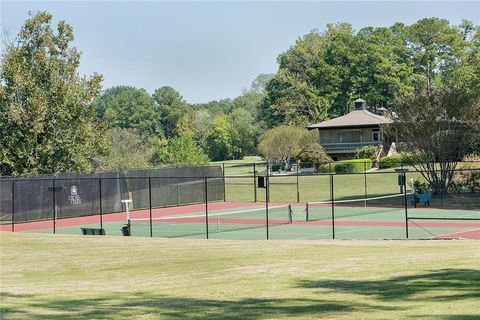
[{"xmin": 0, "ymin": 166, "xmax": 224, "ymax": 225}]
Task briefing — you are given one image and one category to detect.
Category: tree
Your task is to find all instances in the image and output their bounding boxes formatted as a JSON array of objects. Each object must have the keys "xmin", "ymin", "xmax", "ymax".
[
  {"xmin": 232, "ymin": 91, "xmax": 263, "ymax": 116},
  {"xmin": 441, "ymin": 25, "xmax": 480, "ymax": 98},
  {"xmin": 229, "ymin": 108, "xmax": 258, "ymax": 158},
  {"xmin": 261, "ymin": 23, "xmax": 411, "ymax": 125},
  {"xmin": 205, "ymin": 116, "xmax": 237, "ymax": 161},
  {"xmin": 389, "ymin": 88, "xmax": 480, "ymax": 193},
  {"xmin": 155, "ymin": 134, "xmax": 209, "ymax": 167},
  {"xmin": 257, "ymin": 126, "xmax": 306, "ymax": 166},
  {"xmin": 102, "ymin": 128, "xmax": 150, "ymax": 170},
  {"xmin": 352, "ymin": 27, "xmax": 415, "ymax": 111},
  {"xmin": 94, "ymin": 86, "xmax": 161, "ymax": 138},
  {"xmin": 0, "ymin": 11, "xmax": 107, "ymax": 175},
  {"xmin": 175, "ymin": 113, "xmax": 198, "ymax": 138},
  {"xmin": 406, "ymin": 18, "xmax": 465, "ymax": 95},
  {"xmin": 191, "ymin": 98, "xmax": 234, "ymax": 116},
  {"xmin": 191, "ymin": 109, "xmax": 213, "ymax": 147},
  {"xmin": 249, "ymin": 73, "xmax": 273, "ymax": 94},
  {"xmin": 296, "ymin": 131, "xmax": 332, "ymax": 167},
  {"xmin": 152, "ymin": 86, "xmax": 191, "ymax": 138},
  {"xmin": 260, "ymin": 31, "xmax": 331, "ymax": 127}
]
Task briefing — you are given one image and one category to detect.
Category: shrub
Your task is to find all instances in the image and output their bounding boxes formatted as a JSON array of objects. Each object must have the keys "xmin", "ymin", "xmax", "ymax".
[
  {"xmin": 156, "ymin": 134, "xmax": 209, "ymax": 166},
  {"xmin": 459, "ymin": 154, "xmax": 480, "ymax": 169},
  {"xmin": 334, "ymin": 159, "xmax": 372, "ymax": 174},
  {"xmin": 412, "ymin": 180, "xmax": 432, "ymax": 194},
  {"xmin": 379, "ymin": 153, "xmax": 413, "ymax": 169},
  {"xmin": 271, "ymin": 163, "xmax": 283, "ymax": 172},
  {"xmin": 317, "ymin": 163, "xmax": 335, "ymax": 173},
  {"xmin": 465, "ymin": 170, "xmax": 480, "ymax": 192},
  {"xmin": 354, "ymin": 146, "xmax": 378, "ymax": 162}
]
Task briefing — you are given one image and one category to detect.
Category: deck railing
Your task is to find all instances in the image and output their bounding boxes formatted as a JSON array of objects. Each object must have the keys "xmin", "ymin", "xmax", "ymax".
[{"xmin": 321, "ymin": 142, "xmax": 379, "ymax": 153}]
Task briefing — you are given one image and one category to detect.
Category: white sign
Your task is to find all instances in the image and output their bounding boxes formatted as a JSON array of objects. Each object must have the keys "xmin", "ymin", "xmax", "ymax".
[{"xmin": 68, "ymin": 185, "xmax": 82, "ymax": 205}]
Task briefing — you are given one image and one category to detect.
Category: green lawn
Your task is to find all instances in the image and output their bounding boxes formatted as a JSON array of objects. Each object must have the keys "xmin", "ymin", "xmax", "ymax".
[
  {"xmin": 1, "ymin": 232, "xmax": 479, "ymax": 319},
  {"xmin": 224, "ymin": 169, "xmax": 479, "ymax": 209},
  {"xmin": 211, "ymin": 157, "xmax": 267, "ymax": 176},
  {"xmin": 225, "ymin": 170, "xmax": 424, "ymax": 203}
]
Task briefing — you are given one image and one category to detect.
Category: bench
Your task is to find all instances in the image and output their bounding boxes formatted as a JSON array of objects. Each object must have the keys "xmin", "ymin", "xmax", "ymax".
[
  {"xmin": 81, "ymin": 227, "xmax": 106, "ymax": 235},
  {"xmin": 408, "ymin": 193, "xmax": 432, "ymax": 208}
]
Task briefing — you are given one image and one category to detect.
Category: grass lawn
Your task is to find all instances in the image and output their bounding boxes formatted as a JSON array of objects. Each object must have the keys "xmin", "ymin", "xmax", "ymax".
[
  {"xmin": 225, "ymin": 170, "xmax": 425, "ymax": 203},
  {"xmin": 211, "ymin": 157, "xmax": 267, "ymax": 176},
  {"xmin": 1, "ymin": 232, "xmax": 479, "ymax": 319}
]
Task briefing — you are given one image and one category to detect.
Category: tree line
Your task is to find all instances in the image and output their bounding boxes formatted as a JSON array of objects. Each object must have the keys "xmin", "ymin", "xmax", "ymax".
[
  {"xmin": 92, "ymin": 76, "xmax": 270, "ymax": 169},
  {"xmin": 1, "ymin": 12, "xmax": 479, "ymax": 175}
]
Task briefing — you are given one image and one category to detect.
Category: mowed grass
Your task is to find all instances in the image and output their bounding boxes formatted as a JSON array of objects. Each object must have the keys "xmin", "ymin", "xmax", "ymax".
[
  {"xmin": 225, "ymin": 170, "xmax": 425, "ymax": 203},
  {"xmin": 1, "ymin": 232, "xmax": 479, "ymax": 319}
]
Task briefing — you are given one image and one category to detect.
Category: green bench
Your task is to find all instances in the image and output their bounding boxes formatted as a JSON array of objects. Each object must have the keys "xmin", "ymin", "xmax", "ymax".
[
  {"xmin": 81, "ymin": 227, "xmax": 106, "ymax": 235},
  {"xmin": 408, "ymin": 193, "xmax": 432, "ymax": 207}
]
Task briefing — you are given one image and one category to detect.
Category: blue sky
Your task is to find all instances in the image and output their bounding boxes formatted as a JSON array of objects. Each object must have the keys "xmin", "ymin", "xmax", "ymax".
[{"xmin": 1, "ymin": 1, "xmax": 479, "ymax": 103}]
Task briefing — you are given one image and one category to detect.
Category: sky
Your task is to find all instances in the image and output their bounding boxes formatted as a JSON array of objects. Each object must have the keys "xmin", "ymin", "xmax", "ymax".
[{"xmin": 1, "ymin": 1, "xmax": 479, "ymax": 103}]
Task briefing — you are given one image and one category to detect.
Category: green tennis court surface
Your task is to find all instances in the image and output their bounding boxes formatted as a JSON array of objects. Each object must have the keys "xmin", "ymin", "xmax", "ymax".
[{"xmin": 26, "ymin": 200, "xmax": 479, "ymax": 240}]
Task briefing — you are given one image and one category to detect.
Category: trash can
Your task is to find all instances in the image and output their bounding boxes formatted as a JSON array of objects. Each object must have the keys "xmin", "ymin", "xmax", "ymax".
[
  {"xmin": 121, "ymin": 224, "xmax": 131, "ymax": 236},
  {"xmin": 257, "ymin": 176, "xmax": 265, "ymax": 188}
]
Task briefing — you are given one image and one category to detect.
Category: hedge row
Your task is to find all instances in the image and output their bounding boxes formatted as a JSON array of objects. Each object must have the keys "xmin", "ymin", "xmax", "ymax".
[
  {"xmin": 334, "ymin": 158, "xmax": 372, "ymax": 173},
  {"xmin": 378, "ymin": 154, "xmax": 413, "ymax": 169}
]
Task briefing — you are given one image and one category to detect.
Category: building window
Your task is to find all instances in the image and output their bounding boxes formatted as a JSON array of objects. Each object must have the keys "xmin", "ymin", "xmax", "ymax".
[{"xmin": 373, "ymin": 132, "xmax": 379, "ymax": 141}]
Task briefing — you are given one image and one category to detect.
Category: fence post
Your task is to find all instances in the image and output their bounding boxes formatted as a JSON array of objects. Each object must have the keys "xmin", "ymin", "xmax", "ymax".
[
  {"xmin": 265, "ymin": 173, "xmax": 270, "ymax": 240},
  {"xmin": 149, "ymin": 177, "xmax": 153, "ymax": 237},
  {"xmin": 440, "ymin": 170, "xmax": 444, "ymax": 207},
  {"xmin": 204, "ymin": 177, "xmax": 209, "ymax": 239},
  {"xmin": 11, "ymin": 180, "xmax": 15, "ymax": 232},
  {"xmin": 222, "ymin": 163, "xmax": 226, "ymax": 202},
  {"xmin": 330, "ymin": 174, "xmax": 335, "ymax": 239},
  {"xmin": 403, "ymin": 171, "xmax": 409, "ymax": 239},
  {"xmin": 296, "ymin": 161, "xmax": 300, "ymax": 203},
  {"xmin": 52, "ymin": 179, "xmax": 56, "ymax": 234},
  {"xmin": 364, "ymin": 162, "xmax": 368, "ymax": 200},
  {"xmin": 99, "ymin": 178, "xmax": 103, "ymax": 229},
  {"xmin": 176, "ymin": 184, "xmax": 179, "ymax": 207},
  {"xmin": 253, "ymin": 162, "xmax": 257, "ymax": 202}
]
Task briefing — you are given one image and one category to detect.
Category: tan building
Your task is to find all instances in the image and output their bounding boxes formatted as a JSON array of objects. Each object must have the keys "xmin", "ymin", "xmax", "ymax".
[{"xmin": 307, "ymin": 99, "xmax": 392, "ymax": 161}]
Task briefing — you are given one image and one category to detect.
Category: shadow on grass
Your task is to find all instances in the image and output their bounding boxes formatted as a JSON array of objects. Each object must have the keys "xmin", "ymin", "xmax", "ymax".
[
  {"xmin": 422, "ymin": 316, "xmax": 480, "ymax": 320},
  {"xmin": 297, "ymin": 268, "xmax": 480, "ymax": 302},
  {"xmin": 2, "ymin": 269, "xmax": 478, "ymax": 319},
  {"xmin": 0, "ymin": 292, "xmax": 396, "ymax": 320}
]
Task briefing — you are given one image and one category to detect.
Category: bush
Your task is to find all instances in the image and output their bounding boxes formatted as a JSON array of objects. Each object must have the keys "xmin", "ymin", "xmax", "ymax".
[
  {"xmin": 378, "ymin": 153, "xmax": 413, "ymax": 169},
  {"xmin": 412, "ymin": 180, "xmax": 432, "ymax": 194},
  {"xmin": 448, "ymin": 180, "xmax": 463, "ymax": 193},
  {"xmin": 459, "ymin": 154, "xmax": 480, "ymax": 169},
  {"xmin": 465, "ymin": 170, "xmax": 480, "ymax": 192},
  {"xmin": 354, "ymin": 146, "xmax": 378, "ymax": 162},
  {"xmin": 334, "ymin": 159, "xmax": 372, "ymax": 174},
  {"xmin": 317, "ymin": 163, "xmax": 335, "ymax": 173},
  {"xmin": 271, "ymin": 163, "xmax": 283, "ymax": 172},
  {"xmin": 449, "ymin": 170, "xmax": 480, "ymax": 193},
  {"xmin": 156, "ymin": 134, "xmax": 209, "ymax": 166}
]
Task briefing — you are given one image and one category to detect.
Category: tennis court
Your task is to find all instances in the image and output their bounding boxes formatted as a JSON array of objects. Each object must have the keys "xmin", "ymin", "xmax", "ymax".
[{"xmin": 2, "ymin": 195, "xmax": 479, "ymax": 240}]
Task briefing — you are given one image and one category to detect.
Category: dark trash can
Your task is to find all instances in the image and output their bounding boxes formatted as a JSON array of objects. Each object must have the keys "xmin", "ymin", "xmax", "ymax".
[
  {"xmin": 121, "ymin": 224, "xmax": 131, "ymax": 236},
  {"xmin": 257, "ymin": 176, "xmax": 265, "ymax": 188}
]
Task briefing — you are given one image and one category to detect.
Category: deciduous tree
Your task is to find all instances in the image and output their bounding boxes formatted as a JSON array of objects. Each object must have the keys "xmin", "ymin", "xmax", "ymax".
[
  {"xmin": 389, "ymin": 88, "xmax": 480, "ymax": 193},
  {"xmin": 0, "ymin": 11, "xmax": 107, "ymax": 175},
  {"xmin": 94, "ymin": 86, "xmax": 161, "ymax": 138}
]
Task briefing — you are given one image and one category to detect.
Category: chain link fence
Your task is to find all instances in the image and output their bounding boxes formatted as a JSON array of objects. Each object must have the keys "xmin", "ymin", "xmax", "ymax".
[{"xmin": 1, "ymin": 165, "xmax": 478, "ymax": 240}]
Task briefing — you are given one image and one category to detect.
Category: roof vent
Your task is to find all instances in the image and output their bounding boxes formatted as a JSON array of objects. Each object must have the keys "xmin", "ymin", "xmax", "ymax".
[{"xmin": 354, "ymin": 98, "xmax": 366, "ymax": 110}]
